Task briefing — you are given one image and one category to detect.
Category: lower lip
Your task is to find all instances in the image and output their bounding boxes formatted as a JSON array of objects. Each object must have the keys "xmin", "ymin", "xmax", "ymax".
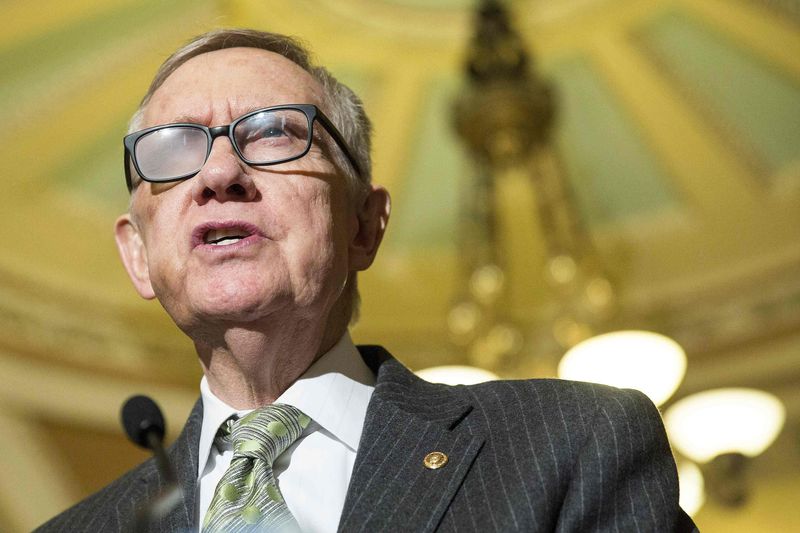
[{"xmin": 194, "ymin": 233, "xmax": 264, "ymax": 253}]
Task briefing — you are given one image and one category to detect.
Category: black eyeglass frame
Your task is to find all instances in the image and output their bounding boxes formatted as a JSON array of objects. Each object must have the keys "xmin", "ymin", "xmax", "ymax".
[{"xmin": 123, "ymin": 103, "xmax": 362, "ymax": 192}]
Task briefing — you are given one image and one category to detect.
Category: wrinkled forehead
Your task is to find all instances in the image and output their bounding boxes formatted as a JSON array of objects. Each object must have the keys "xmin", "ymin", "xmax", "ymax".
[{"xmin": 141, "ymin": 47, "xmax": 326, "ymax": 128}]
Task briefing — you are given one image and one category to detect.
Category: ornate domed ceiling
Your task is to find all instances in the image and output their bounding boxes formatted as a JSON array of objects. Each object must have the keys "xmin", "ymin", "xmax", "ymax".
[{"xmin": 0, "ymin": 0, "xmax": 798, "ymax": 530}]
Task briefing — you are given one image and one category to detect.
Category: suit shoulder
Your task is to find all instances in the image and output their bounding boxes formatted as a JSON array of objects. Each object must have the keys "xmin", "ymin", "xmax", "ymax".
[
  {"xmin": 465, "ymin": 377, "xmax": 646, "ymax": 405},
  {"xmin": 462, "ymin": 378, "xmax": 659, "ymax": 429},
  {"xmin": 35, "ymin": 457, "xmax": 157, "ymax": 532}
]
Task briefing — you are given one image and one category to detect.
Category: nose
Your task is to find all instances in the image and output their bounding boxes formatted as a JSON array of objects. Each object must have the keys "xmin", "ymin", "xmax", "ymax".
[{"xmin": 191, "ymin": 138, "xmax": 257, "ymax": 204}]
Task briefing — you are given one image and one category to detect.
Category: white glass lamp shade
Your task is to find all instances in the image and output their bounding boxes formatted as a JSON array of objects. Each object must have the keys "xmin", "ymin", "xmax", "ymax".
[
  {"xmin": 677, "ymin": 461, "xmax": 705, "ymax": 517},
  {"xmin": 416, "ymin": 365, "xmax": 499, "ymax": 385},
  {"xmin": 664, "ymin": 388, "xmax": 785, "ymax": 464},
  {"xmin": 557, "ymin": 330, "xmax": 686, "ymax": 406}
]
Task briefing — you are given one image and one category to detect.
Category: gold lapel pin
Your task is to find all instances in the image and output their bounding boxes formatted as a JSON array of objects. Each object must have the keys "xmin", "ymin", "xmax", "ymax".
[{"xmin": 424, "ymin": 451, "xmax": 448, "ymax": 470}]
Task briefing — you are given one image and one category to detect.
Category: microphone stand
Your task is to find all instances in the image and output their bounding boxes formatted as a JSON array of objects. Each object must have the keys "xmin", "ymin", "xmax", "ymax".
[
  {"xmin": 122, "ymin": 395, "xmax": 185, "ymax": 533},
  {"xmin": 146, "ymin": 429, "xmax": 177, "ymax": 486}
]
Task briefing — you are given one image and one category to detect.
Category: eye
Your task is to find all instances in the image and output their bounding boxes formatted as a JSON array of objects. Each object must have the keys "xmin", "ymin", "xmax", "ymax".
[
  {"xmin": 236, "ymin": 112, "xmax": 305, "ymax": 146},
  {"xmin": 234, "ymin": 110, "xmax": 310, "ymax": 162},
  {"xmin": 243, "ymin": 117, "xmax": 287, "ymax": 141},
  {"xmin": 261, "ymin": 126, "xmax": 285, "ymax": 138}
]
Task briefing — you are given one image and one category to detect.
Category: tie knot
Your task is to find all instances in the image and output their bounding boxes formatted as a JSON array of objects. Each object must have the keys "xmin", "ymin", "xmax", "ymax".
[{"xmin": 229, "ymin": 403, "xmax": 310, "ymax": 463}]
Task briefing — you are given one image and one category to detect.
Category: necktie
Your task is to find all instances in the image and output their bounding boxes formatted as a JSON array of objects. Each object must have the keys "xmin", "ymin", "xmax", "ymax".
[{"xmin": 203, "ymin": 403, "xmax": 310, "ymax": 532}]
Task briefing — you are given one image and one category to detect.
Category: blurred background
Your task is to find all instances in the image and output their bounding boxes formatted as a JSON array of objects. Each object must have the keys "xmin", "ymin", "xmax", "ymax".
[{"xmin": 1, "ymin": 0, "xmax": 798, "ymax": 531}]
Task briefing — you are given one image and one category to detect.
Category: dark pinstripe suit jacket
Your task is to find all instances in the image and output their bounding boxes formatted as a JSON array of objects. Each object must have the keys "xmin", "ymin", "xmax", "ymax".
[{"xmin": 38, "ymin": 345, "xmax": 696, "ymax": 532}]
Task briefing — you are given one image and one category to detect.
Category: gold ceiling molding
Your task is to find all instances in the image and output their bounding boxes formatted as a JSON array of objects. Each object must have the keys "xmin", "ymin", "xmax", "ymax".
[
  {"xmin": 677, "ymin": 0, "xmax": 800, "ymax": 76},
  {"xmin": 0, "ymin": 410, "xmax": 77, "ymax": 531},
  {"xmin": 0, "ymin": 264, "xmax": 196, "ymax": 385},
  {"xmin": 746, "ymin": 0, "xmax": 800, "ymax": 23},
  {"xmin": 0, "ymin": 346, "xmax": 196, "ymax": 433},
  {"xmin": 295, "ymin": 0, "xmax": 612, "ymax": 40},
  {"xmin": 641, "ymin": 258, "xmax": 800, "ymax": 358},
  {"xmin": 0, "ymin": 345, "xmax": 197, "ymax": 531}
]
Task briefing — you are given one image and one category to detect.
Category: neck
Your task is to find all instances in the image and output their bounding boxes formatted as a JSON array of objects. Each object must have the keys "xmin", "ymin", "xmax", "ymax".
[{"xmin": 195, "ymin": 311, "xmax": 347, "ymax": 409}]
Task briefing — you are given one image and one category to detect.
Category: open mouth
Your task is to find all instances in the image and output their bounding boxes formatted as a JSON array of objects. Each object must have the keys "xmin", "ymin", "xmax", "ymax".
[
  {"xmin": 203, "ymin": 227, "xmax": 251, "ymax": 246},
  {"xmin": 193, "ymin": 221, "xmax": 263, "ymax": 249}
]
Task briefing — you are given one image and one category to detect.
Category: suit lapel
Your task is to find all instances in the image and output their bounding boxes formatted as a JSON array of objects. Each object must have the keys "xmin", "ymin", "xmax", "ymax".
[
  {"xmin": 152, "ymin": 398, "xmax": 203, "ymax": 532},
  {"xmin": 338, "ymin": 347, "xmax": 484, "ymax": 533}
]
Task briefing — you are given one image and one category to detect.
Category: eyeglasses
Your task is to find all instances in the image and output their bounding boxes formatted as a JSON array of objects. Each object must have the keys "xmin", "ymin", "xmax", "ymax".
[{"xmin": 123, "ymin": 104, "xmax": 362, "ymax": 192}]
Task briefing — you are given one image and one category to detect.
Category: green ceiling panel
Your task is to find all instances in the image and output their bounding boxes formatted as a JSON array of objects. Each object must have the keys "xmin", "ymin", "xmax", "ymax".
[
  {"xmin": 0, "ymin": 0, "xmax": 202, "ymax": 119},
  {"xmin": 392, "ymin": 77, "xmax": 464, "ymax": 249},
  {"xmin": 547, "ymin": 56, "xmax": 678, "ymax": 226},
  {"xmin": 55, "ymin": 115, "xmax": 130, "ymax": 211},
  {"xmin": 639, "ymin": 10, "xmax": 800, "ymax": 178}
]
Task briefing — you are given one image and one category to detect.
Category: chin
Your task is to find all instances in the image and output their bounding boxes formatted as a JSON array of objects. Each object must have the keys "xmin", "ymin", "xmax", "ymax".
[
  {"xmin": 205, "ymin": 291, "xmax": 289, "ymax": 320},
  {"xmin": 176, "ymin": 273, "xmax": 285, "ymax": 320}
]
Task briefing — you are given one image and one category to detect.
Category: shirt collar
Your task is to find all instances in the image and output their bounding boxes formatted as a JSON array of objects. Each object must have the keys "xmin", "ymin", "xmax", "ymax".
[{"xmin": 197, "ymin": 331, "xmax": 375, "ymax": 480}]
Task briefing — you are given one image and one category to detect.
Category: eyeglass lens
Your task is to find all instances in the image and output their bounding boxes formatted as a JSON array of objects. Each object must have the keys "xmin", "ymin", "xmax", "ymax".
[
  {"xmin": 136, "ymin": 127, "xmax": 208, "ymax": 181},
  {"xmin": 134, "ymin": 109, "xmax": 312, "ymax": 182}
]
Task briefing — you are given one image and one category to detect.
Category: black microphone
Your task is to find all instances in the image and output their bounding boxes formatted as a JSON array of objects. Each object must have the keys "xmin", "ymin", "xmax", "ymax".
[
  {"xmin": 122, "ymin": 395, "xmax": 166, "ymax": 447},
  {"xmin": 121, "ymin": 395, "xmax": 183, "ymax": 531},
  {"xmin": 121, "ymin": 395, "xmax": 175, "ymax": 484}
]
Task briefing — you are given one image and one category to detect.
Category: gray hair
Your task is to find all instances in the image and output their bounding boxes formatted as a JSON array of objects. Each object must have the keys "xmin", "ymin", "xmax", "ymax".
[{"xmin": 129, "ymin": 28, "xmax": 373, "ymax": 323}]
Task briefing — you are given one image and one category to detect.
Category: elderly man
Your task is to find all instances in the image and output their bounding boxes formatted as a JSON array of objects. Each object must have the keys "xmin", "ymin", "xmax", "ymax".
[{"xmin": 38, "ymin": 29, "xmax": 695, "ymax": 532}]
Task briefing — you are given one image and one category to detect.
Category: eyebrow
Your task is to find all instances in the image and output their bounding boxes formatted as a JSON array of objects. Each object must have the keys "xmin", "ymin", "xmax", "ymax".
[
  {"xmin": 169, "ymin": 105, "xmax": 273, "ymax": 126},
  {"xmin": 167, "ymin": 114, "xmax": 205, "ymax": 125},
  {"xmin": 239, "ymin": 104, "xmax": 269, "ymax": 116}
]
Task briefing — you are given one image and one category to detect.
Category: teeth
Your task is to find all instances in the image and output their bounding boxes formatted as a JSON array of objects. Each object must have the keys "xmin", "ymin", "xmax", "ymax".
[
  {"xmin": 204, "ymin": 227, "xmax": 249, "ymax": 245},
  {"xmin": 212, "ymin": 237, "xmax": 242, "ymax": 246}
]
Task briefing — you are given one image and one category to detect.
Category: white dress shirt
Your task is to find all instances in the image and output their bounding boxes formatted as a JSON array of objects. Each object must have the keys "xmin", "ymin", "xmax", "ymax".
[{"xmin": 196, "ymin": 332, "xmax": 375, "ymax": 532}]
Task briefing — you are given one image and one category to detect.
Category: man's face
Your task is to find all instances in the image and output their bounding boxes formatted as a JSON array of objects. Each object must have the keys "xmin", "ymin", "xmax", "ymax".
[{"xmin": 115, "ymin": 48, "xmax": 383, "ymax": 335}]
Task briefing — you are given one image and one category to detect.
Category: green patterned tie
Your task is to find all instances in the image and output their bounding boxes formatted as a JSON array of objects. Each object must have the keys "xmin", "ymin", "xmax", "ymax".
[{"xmin": 203, "ymin": 403, "xmax": 310, "ymax": 532}]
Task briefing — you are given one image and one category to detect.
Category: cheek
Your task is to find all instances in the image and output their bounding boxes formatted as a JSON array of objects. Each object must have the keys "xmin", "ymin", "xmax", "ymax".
[
  {"xmin": 293, "ymin": 193, "xmax": 337, "ymax": 263},
  {"xmin": 137, "ymin": 205, "xmax": 185, "ymax": 289},
  {"xmin": 282, "ymin": 185, "xmax": 349, "ymax": 289}
]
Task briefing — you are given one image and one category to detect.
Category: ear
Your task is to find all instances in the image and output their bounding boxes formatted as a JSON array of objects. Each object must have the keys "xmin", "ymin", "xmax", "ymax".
[
  {"xmin": 349, "ymin": 185, "xmax": 391, "ymax": 271},
  {"xmin": 114, "ymin": 214, "xmax": 156, "ymax": 300}
]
